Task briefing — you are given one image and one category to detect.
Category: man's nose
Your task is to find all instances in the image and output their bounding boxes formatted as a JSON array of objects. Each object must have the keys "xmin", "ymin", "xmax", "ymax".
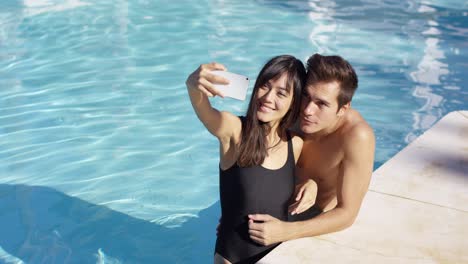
[{"xmin": 303, "ymin": 102, "xmax": 317, "ymax": 115}]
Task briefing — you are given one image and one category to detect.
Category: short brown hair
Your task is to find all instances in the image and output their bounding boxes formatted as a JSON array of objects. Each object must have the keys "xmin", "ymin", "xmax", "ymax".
[{"xmin": 306, "ymin": 54, "xmax": 358, "ymax": 110}]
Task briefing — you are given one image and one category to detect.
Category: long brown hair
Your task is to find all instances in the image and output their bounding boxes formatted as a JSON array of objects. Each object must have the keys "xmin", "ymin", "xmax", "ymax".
[{"xmin": 237, "ymin": 55, "xmax": 306, "ymax": 167}]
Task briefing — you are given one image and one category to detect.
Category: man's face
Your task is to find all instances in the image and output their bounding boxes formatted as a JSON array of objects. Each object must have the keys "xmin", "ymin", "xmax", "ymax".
[{"xmin": 300, "ymin": 81, "xmax": 344, "ymax": 135}]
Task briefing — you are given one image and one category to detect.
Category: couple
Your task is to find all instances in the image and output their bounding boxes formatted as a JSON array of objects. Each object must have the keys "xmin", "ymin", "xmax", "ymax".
[{"xmin": 186, "ymin": 54, "xmax": 375, "ymax": 264}]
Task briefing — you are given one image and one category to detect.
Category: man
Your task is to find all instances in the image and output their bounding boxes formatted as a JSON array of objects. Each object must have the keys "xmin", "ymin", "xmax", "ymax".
[{"xmin": 247, "ymin": 53, "xmax": 376, "ymax": 245}]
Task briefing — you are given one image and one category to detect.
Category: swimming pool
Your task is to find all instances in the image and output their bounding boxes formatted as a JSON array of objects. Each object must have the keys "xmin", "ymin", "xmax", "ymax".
[{"xmin": 0, "ymin": 0, "xmax": 466, "ymax": 263}]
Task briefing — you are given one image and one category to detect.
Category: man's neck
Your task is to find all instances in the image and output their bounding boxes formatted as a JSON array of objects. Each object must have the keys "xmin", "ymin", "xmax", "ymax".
[{"xmin": 307, "ymin": 115, "xmax": 345, "ymax": 141}]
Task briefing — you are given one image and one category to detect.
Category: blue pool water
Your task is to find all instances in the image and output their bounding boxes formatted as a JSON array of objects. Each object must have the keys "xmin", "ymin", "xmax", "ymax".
[{"xmin": 0, "ymin": 0, "xmax": 466, "ymax": 263}]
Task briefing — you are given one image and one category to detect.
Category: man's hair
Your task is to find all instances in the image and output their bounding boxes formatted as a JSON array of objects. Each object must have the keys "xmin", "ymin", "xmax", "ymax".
[{"xmin": 306, "ymin": 54, "xmax": 358, "ymax": 110}]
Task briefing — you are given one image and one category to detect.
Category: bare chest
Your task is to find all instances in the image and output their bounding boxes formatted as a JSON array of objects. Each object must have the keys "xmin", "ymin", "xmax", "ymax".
[{"xmin": 297, "ymin": 139, "xmax": 343, "ymax": 184}]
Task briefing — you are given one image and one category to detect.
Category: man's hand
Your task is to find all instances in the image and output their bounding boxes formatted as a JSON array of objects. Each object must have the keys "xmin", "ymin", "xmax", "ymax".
[
  {"xmin": 247, "ymin": 214, "xmax": 289, "ymax": 246},
  {"xmin": 288, "ymin": 179, "xmax": 318, "ymax": 215}
]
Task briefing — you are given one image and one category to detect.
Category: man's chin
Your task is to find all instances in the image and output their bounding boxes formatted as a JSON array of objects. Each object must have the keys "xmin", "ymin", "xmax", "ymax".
[{"xmin": 300, "ymin": 125, "xmax": 319, "ymax": 134}]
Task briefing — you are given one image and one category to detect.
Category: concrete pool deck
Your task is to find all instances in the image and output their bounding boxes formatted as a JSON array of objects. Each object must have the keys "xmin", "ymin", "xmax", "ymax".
[{"xmin": 259, "ymin": 110, "xmax": 468, "ymax": 263}]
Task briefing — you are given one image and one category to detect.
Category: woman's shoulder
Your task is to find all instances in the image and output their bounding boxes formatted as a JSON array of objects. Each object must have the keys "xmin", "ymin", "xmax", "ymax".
[
  {"xmin": 289, "ymin": 131, "xmax": 303, "ymax": 163},
  {"xmin": 290, "ymin": 134, "xmax": 303, "ymax": 147}
]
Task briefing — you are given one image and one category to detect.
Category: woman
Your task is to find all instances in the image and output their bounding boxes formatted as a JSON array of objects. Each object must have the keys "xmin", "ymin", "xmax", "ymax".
[{"xmin": 186, "ymin": 55, "xmax": 306, "ymax": 264}]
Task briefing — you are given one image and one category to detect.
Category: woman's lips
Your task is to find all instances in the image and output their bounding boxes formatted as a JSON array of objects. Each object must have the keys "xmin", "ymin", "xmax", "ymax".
[{"xmin": 259, "ymin": 104, "xmax": 274, "ymax": 113}]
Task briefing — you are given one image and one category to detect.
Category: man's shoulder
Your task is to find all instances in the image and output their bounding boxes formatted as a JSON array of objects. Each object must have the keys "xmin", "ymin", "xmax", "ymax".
[{"xmin": 342, "ymin": 110, "xmax": 375, "ymax": 145}]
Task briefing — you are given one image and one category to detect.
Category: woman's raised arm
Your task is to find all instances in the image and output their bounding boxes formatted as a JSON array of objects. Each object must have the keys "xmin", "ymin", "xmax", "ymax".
[{"xmin": 186, "ymin": 62, "xmax": 241, "ymax": 140}]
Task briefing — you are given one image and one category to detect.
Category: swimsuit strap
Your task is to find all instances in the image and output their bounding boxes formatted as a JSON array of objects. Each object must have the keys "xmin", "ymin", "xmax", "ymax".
[{"xmin": 286, "ymin": 130, "xmax": 294, "ymax": 164}]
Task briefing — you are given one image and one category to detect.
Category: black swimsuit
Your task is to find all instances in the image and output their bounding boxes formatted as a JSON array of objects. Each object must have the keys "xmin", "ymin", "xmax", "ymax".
[{"xmin": 215, "ymin": 130, "xmax": 295, "ymax": 263}]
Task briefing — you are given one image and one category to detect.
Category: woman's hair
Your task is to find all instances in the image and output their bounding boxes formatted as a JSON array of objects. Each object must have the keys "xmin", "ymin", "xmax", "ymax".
[{"xmin": 237, "ymin": 55, "xmax": 306, "ymax": 167}]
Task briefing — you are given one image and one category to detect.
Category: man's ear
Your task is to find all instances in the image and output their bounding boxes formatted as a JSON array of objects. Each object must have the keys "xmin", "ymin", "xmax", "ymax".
[{"xmin": 337, "ymin": 102, "xmax": 350, "ymax": 117}]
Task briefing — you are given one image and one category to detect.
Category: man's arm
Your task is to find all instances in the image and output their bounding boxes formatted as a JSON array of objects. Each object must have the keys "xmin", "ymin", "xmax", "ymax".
[
  {"xmin": 290, "ymin": 124, "xmax": 375, "ymax": 236},
  {"xmin": 248, "ymin": 124, "xmax": 375, "ymax": 245}
]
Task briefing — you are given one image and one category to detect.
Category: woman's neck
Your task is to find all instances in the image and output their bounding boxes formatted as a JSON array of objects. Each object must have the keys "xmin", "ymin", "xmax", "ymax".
[{"xmin": 265, "ymin": 121, "xmax": 283, "ymax": 147}]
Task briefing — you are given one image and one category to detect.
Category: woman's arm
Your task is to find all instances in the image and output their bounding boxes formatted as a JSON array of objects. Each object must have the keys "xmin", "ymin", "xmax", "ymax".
[
  {"xmin": 289, "ymin": 134, "xmax": 317, "ymax": 215},
  {"xmin": 186, "ymin": 62, "xmax": 241, "ymax": 140}
]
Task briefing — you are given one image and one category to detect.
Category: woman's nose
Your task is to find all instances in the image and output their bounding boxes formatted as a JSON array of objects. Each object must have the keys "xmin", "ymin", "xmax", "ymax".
[{"xmin": 263, "ymin": 89, "xmax": 275, "ymax": 102}]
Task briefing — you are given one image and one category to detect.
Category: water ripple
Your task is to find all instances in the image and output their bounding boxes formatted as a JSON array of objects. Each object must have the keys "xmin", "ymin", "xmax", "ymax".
[{"xmin": 0, "ymin": 0, "xmax": 466, "ymax": 262}]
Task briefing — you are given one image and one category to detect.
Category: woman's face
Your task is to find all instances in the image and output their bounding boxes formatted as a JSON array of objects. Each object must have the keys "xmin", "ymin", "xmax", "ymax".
[{"xmin": 255, "ymin": 73, "xmax": 294, "ymax": 125}]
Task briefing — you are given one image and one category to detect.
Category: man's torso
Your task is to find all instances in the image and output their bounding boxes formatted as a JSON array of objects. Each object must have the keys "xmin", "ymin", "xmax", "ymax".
[{"xmin": 297, "ymin": 109, "xmax": 367, "ymax": 211}]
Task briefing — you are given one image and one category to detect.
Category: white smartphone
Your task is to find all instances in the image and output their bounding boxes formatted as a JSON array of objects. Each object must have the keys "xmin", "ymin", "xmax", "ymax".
[{"xmin": 211, "ymin": 70, "xmax": 250, "ymax": 101}]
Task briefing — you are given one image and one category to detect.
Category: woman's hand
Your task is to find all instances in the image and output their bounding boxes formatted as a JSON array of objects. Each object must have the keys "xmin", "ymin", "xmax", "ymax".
[
  {"xmin": 186, "ymin": 62, "xmax": 229, "ymax": 98},
  {"xmin": 288, "ymin": 179, "xmax": 318, "ymax": 215},
  {"xmin": 185, "ymin": 62, "xmax": 241, "ymax": 140}
]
